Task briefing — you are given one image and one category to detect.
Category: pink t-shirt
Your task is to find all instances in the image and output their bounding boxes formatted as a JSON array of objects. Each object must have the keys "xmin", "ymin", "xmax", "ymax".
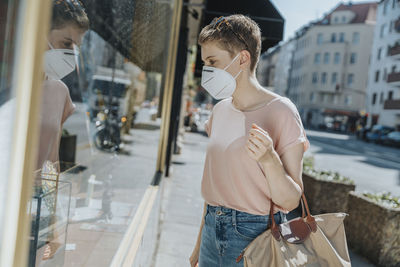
[
  {"xmin": 201, "ymin": 96, "xmax": 310, "ymax": 215},
  {"xmin": 36, "ymin": 80, "xmax": 75, "ymax": 170}
]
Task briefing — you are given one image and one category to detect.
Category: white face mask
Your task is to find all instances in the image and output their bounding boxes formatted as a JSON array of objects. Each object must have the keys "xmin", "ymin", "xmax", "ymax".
[
  {"xmin": 201, "ymin": 53, "xmax": 242, "ymax": 100},
  {"xmin": 44, "ymin": 41, "xmax": 79, "ymax": 80}
]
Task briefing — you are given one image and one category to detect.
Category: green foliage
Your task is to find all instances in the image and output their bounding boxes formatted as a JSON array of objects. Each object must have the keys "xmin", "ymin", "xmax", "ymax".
[
  {"xmin": 302, "ymin": 156, "xmax": 354, "ymax": 185},
  {"xmin": 363, "ymin": 192, "xmax": 400, "ymax": 209}
]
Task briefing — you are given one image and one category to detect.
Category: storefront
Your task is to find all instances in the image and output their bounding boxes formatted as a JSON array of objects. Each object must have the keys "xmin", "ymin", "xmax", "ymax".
[
  {"xmin": 0, "ymin": 0, "xmax": 283, "ymax": 266},
  {"xmin": 0, "ymin": 0, "xmax": 182, "ymax": 266}
]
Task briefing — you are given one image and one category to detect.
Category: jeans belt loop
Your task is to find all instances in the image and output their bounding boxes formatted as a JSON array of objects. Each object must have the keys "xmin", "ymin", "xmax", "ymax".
[{"xmin": 232, "ymin": 209, "xmax": 237, "ymax": 226}]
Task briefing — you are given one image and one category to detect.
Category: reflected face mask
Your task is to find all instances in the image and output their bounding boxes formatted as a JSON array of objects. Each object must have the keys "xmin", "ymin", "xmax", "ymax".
[
  {"xmin": 44, "ymin": 41, "xmax": 79, "ymax": 80},
  {"xmin": 201, "ymin": 53, "xmax": 242, "ymax": 100}
]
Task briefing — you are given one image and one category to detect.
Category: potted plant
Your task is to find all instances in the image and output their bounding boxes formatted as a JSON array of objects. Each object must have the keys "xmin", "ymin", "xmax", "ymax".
[
  {"xmin": 59, "ymin": 129, "xmax": 77, "ymax": 172},
  {"xmin": 302, "ymin": 156, "xmax": 355, "ymax": 214},
  {"xmin": 345, "ymin": 191, "xmax": 400, "ymax": 266}
]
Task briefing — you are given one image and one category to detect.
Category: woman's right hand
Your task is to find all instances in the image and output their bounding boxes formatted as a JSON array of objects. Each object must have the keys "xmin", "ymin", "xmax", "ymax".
[{"xmin": 189, "ymin": 247, "xmax": 199, "ymax": 267}]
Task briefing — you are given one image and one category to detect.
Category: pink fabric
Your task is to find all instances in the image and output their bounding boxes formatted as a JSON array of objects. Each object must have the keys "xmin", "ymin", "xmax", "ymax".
[
  {"xmin": 201, "ymin": 96, "xmax": 310, "ymax": 215},
  {"xmin": 36, "ymin": 80, "xmax": 75, "ymax": 170}
]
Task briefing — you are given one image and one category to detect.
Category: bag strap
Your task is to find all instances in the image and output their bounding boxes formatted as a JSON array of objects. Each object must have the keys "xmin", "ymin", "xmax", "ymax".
[{"xmin": 269, "ymin": 193, "xmax": 317, "ymax": 241}]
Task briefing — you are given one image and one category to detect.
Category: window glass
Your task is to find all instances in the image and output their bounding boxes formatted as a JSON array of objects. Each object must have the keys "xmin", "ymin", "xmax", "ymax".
[
  {"xmin": 352, "ymin": 32, "xmax": 360, "ymax": 44},
  {"xmin": 27, "ymin": 1, "xmax": 176, "ymax": 266},
  {"xmin": 334, "ymin": 52, "xmax": 340, "ymax": 64},
  {"xmin": 323, "ymin": 52, "xmax": 330, "ymax": 64},
  {"xmin": 0, "ymin": 0, "xmax": 21, "ymax": 249}
]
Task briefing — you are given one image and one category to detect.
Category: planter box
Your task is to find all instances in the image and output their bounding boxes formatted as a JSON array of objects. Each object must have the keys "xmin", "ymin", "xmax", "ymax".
[
  {"xmin": 345, "ymin": 192, "xmax": 400, "ymax": 267},
  {"xmin": 59, "ymin": 135, "xmax": 77, "ymax": 172},
  {"xmin": 302, "ymin": 173, "xmax": 355, "ymax": 214}
]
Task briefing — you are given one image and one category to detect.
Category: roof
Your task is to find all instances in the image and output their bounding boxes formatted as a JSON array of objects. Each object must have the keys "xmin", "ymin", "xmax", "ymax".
[{"xmin": 316, "ymin": 2, "xmax": 377, "ymax": 25}]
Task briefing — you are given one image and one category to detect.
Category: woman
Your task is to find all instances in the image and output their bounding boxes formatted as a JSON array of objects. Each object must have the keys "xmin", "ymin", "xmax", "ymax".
[
  {"xmin": 37, "ymin": 0, "xmax": 89, "ymax": 171},
  {"xmin": 190, "ymin": 15, "xmax": 310, "ymax": 267},
  {"xmin": 34, "ymin": 0, "xmax": 89, "ymax": 264}
]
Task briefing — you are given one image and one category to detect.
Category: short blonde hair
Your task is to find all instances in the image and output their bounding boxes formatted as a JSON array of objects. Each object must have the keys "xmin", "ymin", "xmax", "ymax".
[{"xmin": 198, "ymin": 14, "xmax": 261, "ymax": 72}]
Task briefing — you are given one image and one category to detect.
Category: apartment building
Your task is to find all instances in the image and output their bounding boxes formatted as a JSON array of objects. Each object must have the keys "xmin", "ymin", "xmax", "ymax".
[
  {"xmin": 366, "ymin": 0, "xmax": 400, "ymax": 129},
  {"xmin": 288, "ymin": 2, "xmax": 377, "ymax": 131}
]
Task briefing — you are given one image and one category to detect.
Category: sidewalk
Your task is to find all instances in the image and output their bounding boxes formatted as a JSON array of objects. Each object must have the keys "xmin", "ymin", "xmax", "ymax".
[{"xmin": 153, "ymin": 131, "xmax": 376, "ymax": 267}]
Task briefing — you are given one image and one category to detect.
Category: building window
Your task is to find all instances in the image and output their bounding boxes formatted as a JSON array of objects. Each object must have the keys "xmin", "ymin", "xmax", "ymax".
[
  {"xmin": 352, "ymin": 32, "xmax": 360, "ymax": 44},
  {"xmin": 339, "ymin": 32, "xmax": 345, "ymax": 42},
  {"xmin": 310, "ymin": 92, "xmax": 315, "ymax": 103},
  {"xmin": 380, "ymin": 92, "xmax": 384, "ymax": 104},
  {"xmin": 334, "ymin": 16, "xmax": 339, "ymax": 23},
  {"xmin": 314, "ymin": 53, "xmax": 321, "ymax": 64},
  {"xmin": 372, "ymin": 93, "xmax": 377, "ymax": 105},
  {"xmin": 389, "ymin": 21, "xmax": 394, "ymax": 33},
  {"xmin": 350, "ymin": 53, "xmax": 357, "ymax": 64},
  {"xmin": 342, "ymin": 16, "xmax": 346, "ymax": 23},
  {"xmin": 334, "ymin": 95, "xmax": 339, "ymax": 104},
  {"xmin": 375, "ymin": 70, "xmax": 380, "ymax": 82},
  {"xmin": 388, "ymin": 91, "xmax": 393, "ymax": 100},
  {"xmin": 380, "ymin": 24, "xmax": 386, "ymax": 38},
  {"xmin": 347, "ymin": 73, "xmax": 354, "ymax": 86},
  {"xmin": 317, "ymin": 33, "xmax": 323, "ymax": 45},
  {"xmin": 383, "ymin": 0, "xmax": 388, "ymax": 14},
  {"xmin": 331, "ymin": 33, "xmax": 337, "ymax": 43},
  {"xmin": 321, "ymin": 72, "xmax": 327, "ymax": 84},
  {"xmin": 392, "ymin": 65, "xmax": 397, "ymax": 73},
  {"xmin": 377, "ymin": 48, "xmax": 382, "ymax": 60},
  {"xmin": 312, "ymin": 72, "xmax": 318, "ymax": 83},
  {"xmin": 384, "ymin": 68, "xmax": 387, "ymax": 80},
  {"xmin": 334, "ymin": 52, "xmax": 340, "ymax": 64},
  {"xmin": 393, "ymin": 0, "xmax": 396, "ymax": 9},
  {"xmin": 331, "ymin": 72, "xmax": 338, "ymax": 84},
  {"xmin": 345, "ymin": 95, "xmax": 352, "ymax": 106},
  {"xmin": 323, "ymin": 52, "xmax": 330, "ymax": 64}
]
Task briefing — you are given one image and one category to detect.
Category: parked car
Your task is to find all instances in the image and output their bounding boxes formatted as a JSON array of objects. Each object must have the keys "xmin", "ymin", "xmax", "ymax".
[
  {"xmin": 366, "ymin": 125, "xmax": 395, "ymax": 143},
  {"xmin": 381, "ymin": 131, "xmax": 400, "ymax": 147}
]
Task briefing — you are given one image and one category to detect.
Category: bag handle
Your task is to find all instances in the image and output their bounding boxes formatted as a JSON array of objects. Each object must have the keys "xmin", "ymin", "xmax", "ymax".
[{"xmin": 269, "ymin": 193, "xmax": 317, "ymax": 241}]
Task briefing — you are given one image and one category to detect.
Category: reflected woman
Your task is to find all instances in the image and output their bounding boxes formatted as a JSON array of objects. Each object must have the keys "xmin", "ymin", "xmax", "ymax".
[
  {"xmin": 35, "ymin": 0, "xmax": 89, "ymax": 265},
  {"xmin": 36, "ymin": 0, "xmax": 89, "ymax": 171}
]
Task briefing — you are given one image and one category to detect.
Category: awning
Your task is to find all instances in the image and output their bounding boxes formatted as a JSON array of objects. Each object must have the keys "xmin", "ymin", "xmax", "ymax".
[
  {"xmin": 81, "ymin": 0, "xmax": 172, "ymax": 72},
  {"xmin": 194, "ymin": 0, "xmax": 284, "ymax": 77},
  {"xmin": 202, "ymin": 0, "xmax": 284, "ymax": 52}
]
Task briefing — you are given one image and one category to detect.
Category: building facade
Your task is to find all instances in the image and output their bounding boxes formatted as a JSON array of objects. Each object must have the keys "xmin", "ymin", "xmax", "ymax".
[
  {"xmin": 289, "ymin": 2, "xmax": 377, "ymax": 131},
  {"xmin": 366, "ymin": 0, "xmax": 400, "ymax": 129}
]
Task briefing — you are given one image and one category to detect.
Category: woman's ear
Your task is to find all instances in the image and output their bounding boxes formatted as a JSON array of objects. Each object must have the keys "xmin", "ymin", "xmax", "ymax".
[{"xmin": 239, "ymin": 50, "xmax": 251, "ymax": 69}]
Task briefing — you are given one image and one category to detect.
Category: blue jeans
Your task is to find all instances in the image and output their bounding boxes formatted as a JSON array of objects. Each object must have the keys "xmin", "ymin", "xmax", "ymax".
[{"xmin": 199, "ymin": 204, "xmax": 285, "ymax": 267}]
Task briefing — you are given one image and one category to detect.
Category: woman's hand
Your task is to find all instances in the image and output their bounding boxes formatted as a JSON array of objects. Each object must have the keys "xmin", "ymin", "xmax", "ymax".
[
  {"xmin": 246, "ymin": 123, "xmax": 275, "ymax": 164},
  {"xmin": 189, "ymin": 249, "xmax": 199, "ymax": 267}
]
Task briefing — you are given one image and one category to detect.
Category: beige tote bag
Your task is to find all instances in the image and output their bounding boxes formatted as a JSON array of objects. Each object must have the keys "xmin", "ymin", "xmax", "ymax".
[{"xmin": 236, "ymin": 194, "xmax": 351, "ymax": 267}]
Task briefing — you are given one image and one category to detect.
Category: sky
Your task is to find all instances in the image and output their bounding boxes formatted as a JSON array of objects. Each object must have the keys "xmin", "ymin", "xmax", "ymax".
[{"xmin": 270, "ymin": 0, "xmax": 378, "ymax": 41}]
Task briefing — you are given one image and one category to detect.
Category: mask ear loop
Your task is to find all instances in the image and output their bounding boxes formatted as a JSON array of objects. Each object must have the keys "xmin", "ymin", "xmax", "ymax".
[
  {"xmin": 47, "ymin": 40, "xmax": 55, "ymax": 50},
  {"xmin": 223, "ymin": 53, "xmax": 241, "ymax": 71},
  {"xmin": 224, "ymin": 53, "xmax": 242, "ymax": 79}
]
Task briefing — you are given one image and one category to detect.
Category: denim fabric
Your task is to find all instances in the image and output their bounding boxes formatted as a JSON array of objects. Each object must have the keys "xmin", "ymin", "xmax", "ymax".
[{"xmin": 199, "ymin": 204, "xmax": 285, "ymax": 267}]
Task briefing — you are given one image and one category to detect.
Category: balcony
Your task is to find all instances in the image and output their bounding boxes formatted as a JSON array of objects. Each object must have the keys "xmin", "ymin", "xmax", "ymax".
[
  {"xmin": 384, "ymin": 99, "xmax": 400, "ymax": 110},
  {"xmin": 387, "ymin": 71, "xmax": 400, "ymax": 86},
  {"xmin": 388, "ymin": 42, "xmax": 400, "ymax": 60}
]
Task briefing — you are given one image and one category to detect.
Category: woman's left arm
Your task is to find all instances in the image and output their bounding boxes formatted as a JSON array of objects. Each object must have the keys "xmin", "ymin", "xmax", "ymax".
[{"xmin": 246, "ymin": 124, "xmax": 304, "ymax": 211}]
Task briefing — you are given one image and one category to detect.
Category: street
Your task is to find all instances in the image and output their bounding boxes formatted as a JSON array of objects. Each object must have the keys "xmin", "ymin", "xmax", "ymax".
[{"xmin": 305, "ymin": 129, "xmax": 400, "ymax": 196}]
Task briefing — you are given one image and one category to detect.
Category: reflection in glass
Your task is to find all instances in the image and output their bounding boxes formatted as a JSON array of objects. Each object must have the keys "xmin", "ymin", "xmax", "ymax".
[{"xmin": 0, "ymin": 0, "xmax": 21, "ymax": 250}]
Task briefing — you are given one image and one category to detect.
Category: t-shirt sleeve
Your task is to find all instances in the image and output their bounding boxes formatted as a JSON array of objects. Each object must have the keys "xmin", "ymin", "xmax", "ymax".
[
  {"xmin": 204, "ymin": 111, "xmax": 213, "ymax": 137},
  {"xmin": 274, "ymin": 100, "xmax": 310, "ymax": 157}
]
